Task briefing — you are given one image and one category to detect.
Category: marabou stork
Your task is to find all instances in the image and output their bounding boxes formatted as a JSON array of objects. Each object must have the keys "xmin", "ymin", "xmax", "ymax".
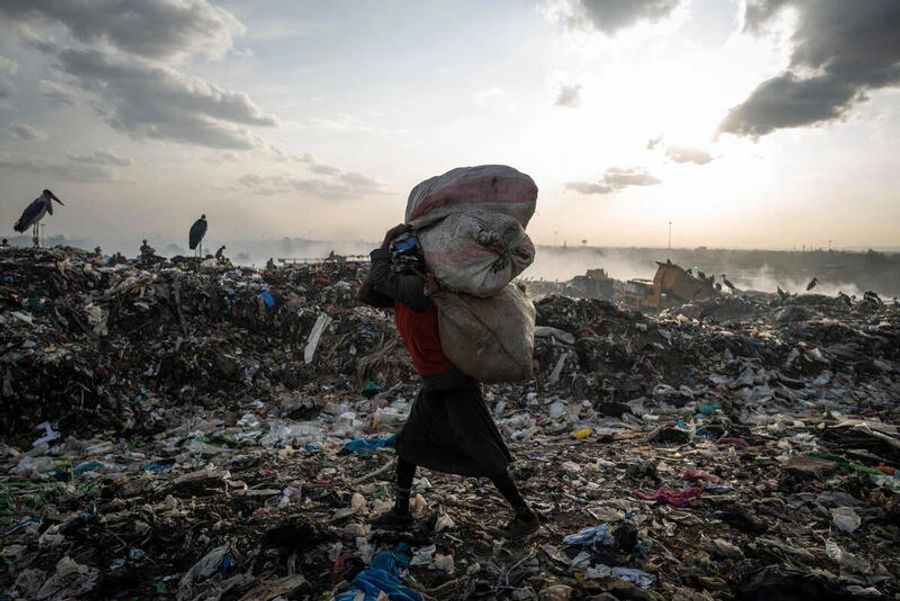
[
  {"xmin": 14, "ymin": 189, "xmax": 63, "ymax": 247},
  {"xmin": 189, "ymin": 214, "xmax": 208, "ymax": 257},
  {"xmin": 721, "ymin": 274, "xmax": 737, "ymax": 292},
  {"xmin": 806, "ymin": 277, "xmax": 818, "ymax": 291}
]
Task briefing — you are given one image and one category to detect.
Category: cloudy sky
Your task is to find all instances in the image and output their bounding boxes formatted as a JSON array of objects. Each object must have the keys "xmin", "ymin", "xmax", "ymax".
[{"xmin": 1, "ymin": 0, "xmax": 898, "ymax": 251}]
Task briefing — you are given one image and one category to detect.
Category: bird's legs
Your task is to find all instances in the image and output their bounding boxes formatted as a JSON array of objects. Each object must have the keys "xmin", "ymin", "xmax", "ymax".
[{"xmin": 32, "ymin": 223, "xmax": 40, "ymax": 248}]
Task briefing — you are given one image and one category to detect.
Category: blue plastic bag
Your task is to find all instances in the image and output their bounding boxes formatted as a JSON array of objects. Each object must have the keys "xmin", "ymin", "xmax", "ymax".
[
  {"xmin": 259, "ymin": 289, "xmax": 275, "ymax": 309},
  {"xmin": 341, "ymin": 434, "xmax": 398, "ymax": 456}
]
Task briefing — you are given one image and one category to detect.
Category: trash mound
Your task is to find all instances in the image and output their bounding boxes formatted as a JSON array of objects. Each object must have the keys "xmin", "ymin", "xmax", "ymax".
[
  {"xmin": 0, "ymin": 246, "xmax": 412, "ymax": 445},
  {"xmin": 1, "ymin": 247, "xmax": 899, "ymax": 600}
]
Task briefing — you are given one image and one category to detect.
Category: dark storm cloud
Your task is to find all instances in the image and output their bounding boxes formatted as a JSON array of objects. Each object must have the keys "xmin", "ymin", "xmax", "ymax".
[
  {"xmin": 0, "ymin": 151, "xmax": 123, "ymax": 182},
  {"xmin": 0, "ymin": 0, "xmax": 242, "ymax": 60},
  {"xmin": 566, "ymin": 166, "xmax": 661, "ymax": 195},
  {"xmin": 720, "ymin": 0, "xmax": 900, "ymax": 137},
  {"xmin": 42, "ymin": 46, "xmax": 276, "ymax": 149},
  {"xmin": 555, "ymin": 83, "xmax": 582, "ymax": 107},
  {"xmin": 554, "ymin": 0, "xmax": 681, "ymax": 35},
  {"xmin": 665, "ymin": 145, "xmax": 713, "ymax": 164}
]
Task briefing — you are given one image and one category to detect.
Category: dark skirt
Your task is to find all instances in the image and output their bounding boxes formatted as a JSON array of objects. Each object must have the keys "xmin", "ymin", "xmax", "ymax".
[{"xmin": 394, "ymin": 385, "xmax": 513, "ymax": 478}]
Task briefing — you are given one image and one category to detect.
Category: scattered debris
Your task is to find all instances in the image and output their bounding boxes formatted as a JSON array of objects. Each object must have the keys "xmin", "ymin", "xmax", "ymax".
[{"xmin": 1, "ymin": 246, "xmax": 898, "ymax": 599}]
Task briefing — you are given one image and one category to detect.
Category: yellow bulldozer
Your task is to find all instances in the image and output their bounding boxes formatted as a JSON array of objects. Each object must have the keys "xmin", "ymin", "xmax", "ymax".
[{"xmin": 620, "ymin": 261, "xmax": 717, "ymax": 311}]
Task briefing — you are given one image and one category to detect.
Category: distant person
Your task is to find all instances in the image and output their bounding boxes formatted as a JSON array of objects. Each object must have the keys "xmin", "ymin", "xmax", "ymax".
[
  {"xmin": 266, "ymin": 257, "xmax": 276, "ymax": 271},
  {"xmin": 215, "ymin": 245, "xmax": 226, "ymax": 260},
  {"xmin": 140, "ymin": 239, "xmax": 156, "ymax": 258},
  {"xmin": 366, "ymin": 223, "xmax": 539, "ymax": 539},
  {"xmin": 0, "ymin": 238, "xmax": 8, "ymax": 248}
]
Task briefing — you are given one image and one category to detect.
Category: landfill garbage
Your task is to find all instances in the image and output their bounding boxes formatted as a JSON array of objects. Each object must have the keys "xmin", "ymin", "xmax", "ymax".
[
  {"xmin": 341, "ymin": 434, "xmax": 398, "ymax": 455},
  {"xmin": 0, "ymin": 247, "xmax": 898, "ymax": 599},
  {"xmin": 334, "ymin": 546, "xmax": 422, "ymax": 601},
  {"xmin": 34, "ymin": 556, "xmax": 99, "ymax": 600},
  {"xmin": 562, "ymin": 524, "xmax": 615, "ymax": 546},
  {"xmin": 831, "ymin": 506, "xmax": 862, "ymax": 533},
  {"xmin": 633, "ymin": 486, "xmax": 702, "ymax": 507},
  {"xmin": 31, "ymin": 421, "xmax": 60, "ymax": 447}
]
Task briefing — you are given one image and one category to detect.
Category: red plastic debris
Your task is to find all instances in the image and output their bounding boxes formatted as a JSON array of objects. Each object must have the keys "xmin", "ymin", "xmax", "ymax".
[{"xmin": 633, "ymin": 486, "xmax": 702, "ymax": 507}]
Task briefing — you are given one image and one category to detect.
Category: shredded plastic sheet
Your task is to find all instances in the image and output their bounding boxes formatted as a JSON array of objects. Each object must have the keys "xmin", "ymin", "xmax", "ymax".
[{"xmin": 304, "ymin": 313, "xmax": 333, "ymax": 364}]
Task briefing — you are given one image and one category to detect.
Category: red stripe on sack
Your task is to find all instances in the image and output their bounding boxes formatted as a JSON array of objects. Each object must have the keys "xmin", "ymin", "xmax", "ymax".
[{"xmin": 407, "ymin": 176, "xmax": 537, "ymax": 222}]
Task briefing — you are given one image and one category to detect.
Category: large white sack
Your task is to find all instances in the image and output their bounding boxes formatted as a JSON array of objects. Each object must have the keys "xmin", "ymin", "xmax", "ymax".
[
  {"xmin": 406, "ymin": 165, "xmax": 537, "ymax": 230},
  {"xmin": 432, "ymin": 284, "xmax": 535, "ymax": 384},
  {"xmin": 418, "ymin": 212, "xmax": 535, "ymax": 297}
]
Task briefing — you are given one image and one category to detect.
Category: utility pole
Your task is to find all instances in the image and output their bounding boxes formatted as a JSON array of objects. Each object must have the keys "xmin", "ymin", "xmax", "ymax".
[
  {"xmin": 668, "ymin": 221, "xmax": 672, "ymax": 251},
  {"xmin": 828, "ymin": 239, "xmax": 833, "ymax": 252}
]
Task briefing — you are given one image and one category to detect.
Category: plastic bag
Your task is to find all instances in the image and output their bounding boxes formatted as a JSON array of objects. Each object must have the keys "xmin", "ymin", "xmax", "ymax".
[{"xmin": 432, "ymin": 284, "xmax": 535, "ymax": 383}]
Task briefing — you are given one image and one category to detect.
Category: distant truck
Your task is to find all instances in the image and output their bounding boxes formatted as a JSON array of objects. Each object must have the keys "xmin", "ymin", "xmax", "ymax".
[
  {"xmin": 620, "ymin": 261, "xmax": 716, "ymax": 311},
  {"xmin": 565, "ymin": 268, "xmax": 616, "ymax": 300}
]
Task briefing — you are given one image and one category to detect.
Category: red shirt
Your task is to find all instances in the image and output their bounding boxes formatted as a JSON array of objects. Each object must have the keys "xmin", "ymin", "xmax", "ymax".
[{"xmin": 394, "ymin": 300, "xmax": 455, "ymax": 375}]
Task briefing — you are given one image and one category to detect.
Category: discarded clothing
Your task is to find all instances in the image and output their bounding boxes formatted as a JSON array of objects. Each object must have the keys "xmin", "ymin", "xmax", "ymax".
[{"xmin": 633, "ymin": 487, "xmax": 702, "ymax": 507}]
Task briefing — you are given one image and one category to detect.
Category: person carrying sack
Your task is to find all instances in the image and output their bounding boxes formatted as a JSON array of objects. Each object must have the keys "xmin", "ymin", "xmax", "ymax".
[{"xmin": 366, "ymin": 223, "xmax": 540, "ymax": 539}]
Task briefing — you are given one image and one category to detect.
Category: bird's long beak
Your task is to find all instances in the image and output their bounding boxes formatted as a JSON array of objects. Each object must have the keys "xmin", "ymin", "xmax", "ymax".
[{"xmin": 51, "ymin": 193, "xmax": 64, "ymax": 205}]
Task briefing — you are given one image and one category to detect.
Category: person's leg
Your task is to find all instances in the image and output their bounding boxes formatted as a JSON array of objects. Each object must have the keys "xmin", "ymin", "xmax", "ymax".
[
  {"xmin": 370, "ymin": 457, "xmax": 416, "ymax": 527},
  {"xmin": 490, "ymin": 469, "xmax": 534, "ymax": 518},
  {"xmin": 394, "ymin": 457, "xmax": 416, "ymax": 515},
  {"xmin": 490, "ymin": 469, "xmax": 539, "ymax": 539}
]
